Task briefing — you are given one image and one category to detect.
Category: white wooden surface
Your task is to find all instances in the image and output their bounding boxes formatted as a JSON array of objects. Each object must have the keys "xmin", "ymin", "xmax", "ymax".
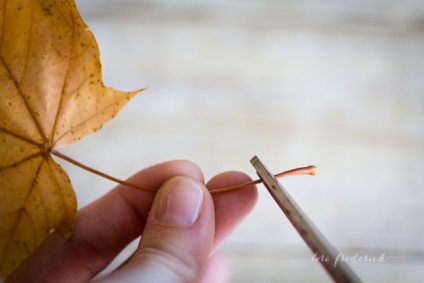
[{"xmin": 60, "ymin": 1, "xmax": 424, "ymax": 282}]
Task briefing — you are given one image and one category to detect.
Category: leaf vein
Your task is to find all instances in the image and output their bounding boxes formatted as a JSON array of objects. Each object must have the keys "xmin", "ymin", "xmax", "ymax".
[
  {"xmin": 0, "ymin": 152, "xmax": 42, "ymax": 171},
  {"xmin": 50, "ymin": 1, "xmax": 76, "ymax": 146},
  {"xmin": 45, "ymin": 155, "xmax": 71, "ymax": 232},
  {"xmin": 0, "ymin": 127, "xmax": 43, "ymax": 148},
  {"xmin": 52, "ymin": 95, "xmax": 127, "ymax": 147},
  {"xmin": 0, "ymin": 157, "xmax": 43, "ymax": 268},
  {"xmin": 0, "ymin": 57, "xmax": 48, "ymax": 146}
]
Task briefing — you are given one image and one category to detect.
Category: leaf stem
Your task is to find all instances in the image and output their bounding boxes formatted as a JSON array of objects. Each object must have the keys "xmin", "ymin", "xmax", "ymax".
[
  {"xmin": 50, "ymin": 149, "xmax": 316, "ymax": 194},
  {"xmin": 210, "ymin": 165, "xmax": 316, "ymax": 193},
  {"xmin": 51, "ymin": 149, "xmax": 157, "ymax": 192}
]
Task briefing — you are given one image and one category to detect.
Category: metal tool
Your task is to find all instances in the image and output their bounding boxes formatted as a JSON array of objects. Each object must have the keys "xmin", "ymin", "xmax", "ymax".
[{"xmin": 250, "ymin": 156, "xmax": 361, "ymax": 283}]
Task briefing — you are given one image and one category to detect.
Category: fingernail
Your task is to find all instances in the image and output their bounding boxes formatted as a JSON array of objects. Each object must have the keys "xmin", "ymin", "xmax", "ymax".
[{"xmin": 157, "ymin": 177, "xmax": 204, "ymax": 227}]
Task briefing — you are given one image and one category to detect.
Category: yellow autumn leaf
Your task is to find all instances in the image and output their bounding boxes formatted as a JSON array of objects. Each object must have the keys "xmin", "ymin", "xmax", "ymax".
[{"xmin": 0, "ymin": 0, "xmax": 142, "ymax": 276}]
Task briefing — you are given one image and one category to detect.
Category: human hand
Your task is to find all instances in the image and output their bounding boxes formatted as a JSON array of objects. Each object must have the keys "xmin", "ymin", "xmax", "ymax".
[{"xmin": 6, "ymin": 160, "xmax": 258, "ymax": 283}]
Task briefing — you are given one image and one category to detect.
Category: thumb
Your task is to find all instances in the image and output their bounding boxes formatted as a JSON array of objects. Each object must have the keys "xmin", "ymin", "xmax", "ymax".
[{"xmin": 99, "ymin": 176, "xmax": 215, "ymax": 283}]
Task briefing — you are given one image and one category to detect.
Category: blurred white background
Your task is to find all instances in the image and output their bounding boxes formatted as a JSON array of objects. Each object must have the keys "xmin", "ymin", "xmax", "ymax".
[{"xmin": 59, "ymin": 0, "xmax": 424, "ymax": 282}]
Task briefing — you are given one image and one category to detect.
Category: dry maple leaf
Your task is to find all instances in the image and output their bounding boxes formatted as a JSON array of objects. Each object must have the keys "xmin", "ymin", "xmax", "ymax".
[{"xmin": 0, "ymin": 0, "xmax": 142, "ymax": 276}]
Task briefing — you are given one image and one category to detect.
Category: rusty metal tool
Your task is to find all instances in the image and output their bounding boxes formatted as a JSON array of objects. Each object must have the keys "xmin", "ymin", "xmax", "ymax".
[{"xmin": 251, "ymin": 156, "xmax": 361, "ymax": 283}]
